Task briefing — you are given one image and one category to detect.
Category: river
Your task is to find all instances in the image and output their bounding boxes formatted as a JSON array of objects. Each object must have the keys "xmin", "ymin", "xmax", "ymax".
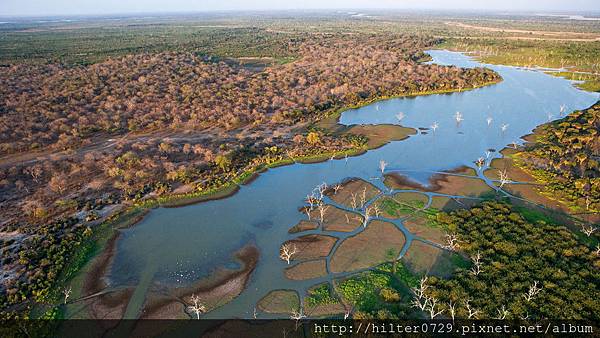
[{"xmin": 98, "ymin": 50, "xmax": 598, "ymax": 319}]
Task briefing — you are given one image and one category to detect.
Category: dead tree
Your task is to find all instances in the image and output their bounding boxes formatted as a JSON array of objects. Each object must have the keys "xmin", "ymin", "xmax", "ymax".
[
  {"xmin": 410, "ymin": 276, "xmax": 430, "ymax": 312},
  {"xmin": 464, "ymin": 298, "xmax": 479, "ymax": 319},
  {"xmin": 318, "ymin": 204, "xmax": 329, "ymax": 223},
  {"xmin": 427, "ymin": 296, "xmax": 444, "ymax": 319},
  {"xmin": 581, "ymin": 224, "xmax": 597, "ymax": 237},
  {"xmin": 523, "ymin": 281, "xmax": 542, "ymax": 302},
  {"xmin": 443, "ymin": 233, "xmax": 460, "ymax": 251},
  {"xmin": 63, "ymin": 286, "xmax": 72, "ymax": 304},
  {"xmin": 360, "ymin": 187, "xmax": 367, "ymax": 207},
  {"xmin": 379, "ymin": 160, "xmax": 388, "ymax": 174},
  {"xmin": 350, "ymin": 193, "xmax": 358, "ymax": 210},
  {"xmin": 188, "ymin": 294, "xmax": 206, "ymax": 319},
  {"xmin": 498, "ymin": 169, "xmax": 510, "ymax": 188},
  {"xmin": 494, "ymin": 305, "xmax": 509, "ymax": 320},
  {"xmin": 333, "ymin": 184, "xmax": 342, "ymax": 195},
  {"xmin": 280, "ymin": 243, "xmax": 297, "ymax": 264},
  {"xmin": 470, "ymin": 251, "xmax": 482, "ymax": 276},
  {"xmin": 447, "ymin": 300, "xmax": 456, "ymax": 323},
  {"xmin": 595, "ymin": 244, "xmax": 600, "ymax": 256}
]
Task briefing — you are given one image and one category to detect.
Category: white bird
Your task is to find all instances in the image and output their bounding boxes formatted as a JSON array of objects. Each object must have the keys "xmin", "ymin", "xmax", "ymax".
[
  {"xmin": 501, "ymin": 123, "xmax": 509, "ymax": 133},
  {"xmin": 486, "ymin": 117, "xmax": 493, "ymax": 126},
  {"xmin": 560, "ymin": 104, "xmax": 566, "ymax": 114},
  {"xmin": 376, "ymin": 104, "xmax": 380, "ymax": 111},
  {"xmin": 547, "ymin": 113, "xmax": 553, "ymax": 121},
  {"xmin": 431, "ymin": 121, "xmax": 439, "ymax": 132},
  {"xmin": 396, "ymin": 112, "xmax": 405, "ymax": 121}
]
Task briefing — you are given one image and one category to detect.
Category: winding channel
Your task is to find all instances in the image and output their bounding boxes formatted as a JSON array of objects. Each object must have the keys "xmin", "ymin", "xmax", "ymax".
[{"xmin": 86, "ymin": 50, "xmax": 599, "ymax": 319}]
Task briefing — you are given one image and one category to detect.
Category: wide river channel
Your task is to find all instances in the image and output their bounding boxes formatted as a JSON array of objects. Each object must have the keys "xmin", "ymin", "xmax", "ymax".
[{"xmin": 102, "ymin": 50, "xmax": 598, "ymax": 319}]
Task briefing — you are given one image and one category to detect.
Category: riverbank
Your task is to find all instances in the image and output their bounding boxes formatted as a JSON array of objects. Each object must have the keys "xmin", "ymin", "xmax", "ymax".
[{"xmin": 45, "ymin": 57, "xmax": 504, "ymax": 320}]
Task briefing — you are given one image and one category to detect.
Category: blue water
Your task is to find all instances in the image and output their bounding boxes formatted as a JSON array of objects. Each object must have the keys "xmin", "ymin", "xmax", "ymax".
[{"xmin": 102, "ymin": 50, "xmax": 598, "ymax": 319}]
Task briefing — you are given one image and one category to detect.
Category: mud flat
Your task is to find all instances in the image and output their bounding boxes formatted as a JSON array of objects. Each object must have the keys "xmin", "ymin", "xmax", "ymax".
[
  {"xmin": 403, "ymin": 212, "xmax": 446, "ymax": 245},
  {"xmin": 257, "ymin": 290, "xmax": 300, "ymax": 314},
  {"xmin": 384, "ymin": 172, "xmax": 492, "ymax": 197},
  {"xmin": 288, "ymin": 220, "xmax": 319, "ymax": 233},
  {"xmin": 284, "ymin": 260, "xmax": 328, "ymax": 281},
  {"xmin": 328, "ymin": 178, "xmax": 381, "ymax": 209},
  {"xmin": 141, "ymin": 245, "xmax": 259, "ymax": 319},
  {"xmin": 283, "ymin": 234, "xmax": 338, "ymax": 261},
  {"xmin": 401, "ymin": 240, "xmax": 463, "ymax": 278},
  {"xmin": 329, "ymin": 220, "xmax": 406, "ymax": 273},
  {"xmin": 320, "ymin": 205, "xmax": 363, "ymax": 232}
]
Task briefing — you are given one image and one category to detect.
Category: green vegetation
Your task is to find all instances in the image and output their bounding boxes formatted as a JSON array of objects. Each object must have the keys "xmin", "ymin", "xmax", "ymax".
[
  {"xmin": 516, "ymin": 102, "xmax": 600, "ymax": 213},
  {"xmin": 441, "ymin": 38, "xmax": 600, "ymax": 92},
  {"xmin": 335, "ymin": 263, "xmax": 419, "ymax": 319},
  {"xmin": 427, "ymin": 201, "xmax": 599, "ymax": 320},
  {"xmin": 305, "ymin": 283, "xmax": 338, "ymax": 308}
]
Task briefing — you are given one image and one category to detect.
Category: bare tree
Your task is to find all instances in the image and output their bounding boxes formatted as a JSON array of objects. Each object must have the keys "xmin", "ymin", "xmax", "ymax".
[
  {"xmin": 280, "ymin": 243, "xmax": 297, "ymax": 264},
  {"xmin": 443, "ymin": 233, "xmax": 460, "ymax": 251},
  {"xmin": 494, "ymin": 305, "xmax": 510, "ymax": 320},
  {"xmin": 411, "ymin": 276, "xmax": 430, "ymax": 312},
  {"xmin": 63, "ymin": 286, "xmax": 71, "ymax": 304},
  {"xmin": 464, "ymin": 298, "xmax": 479, "ymax": 319},
  {"xmin": 318, "ymin": 204, "xmax": 329, "ymax": 223},
  {"xmin": 350, "ymin": 192, "xmax": 358, "ymax": 209},
  {"xmin": 523, "ymin": 281, "xmax": 542, "ymax": 302},
  {"xmin": 373, "ymin": 205, "xmax": 381, "ymax": 218},
  {"xmin": 396, "ymin": 112, "xmax": 405, "ymax": 122},
  {"xmin": 345, "ymin": 214, "xmax": 350, "ymax": 224},
  {"xmin": 379, "ymin": 160, "xmax": 388, "ymax": 174},
  {"xmin": 290, "ymin": 308, "xmax": 306, "ymax": 329},
  {"xmin": 475, "ymin": 157, "xmax": 485, "ymax": 169},
  {"xmin": 447, "ymin": 300, "xmax": 456, "ymax": 323},
  {"xmin": 427, "ymin": 296, "xmax": 444, "ymax": 319},
  {"xmin": 498, "ymin": 169, "xmax": 510, "ymax": 189},
  {"xmin": 485, "ymin": 150, "xmax": 492, "ymax": 159},
  {"xmin": 304, "ymin": 207, "xmax": 311, "ymax": 220},
  {"xmin": 360, "ymin": 187, "xmax": 367, "ymax": 207},
  {"xmin": 581, "ymin": 224, "xmax": 597, "ymax": 237},
  {"xmin": 333, "ymin": 184, "xmax": 342, "ymax": 195},
  {"xmin": 470, "ymin": 251, "xmax": 482, "ymax": 276},
  {"xmin": 188, "ymin": 294, "xmax": 206, "ymax": 319}
]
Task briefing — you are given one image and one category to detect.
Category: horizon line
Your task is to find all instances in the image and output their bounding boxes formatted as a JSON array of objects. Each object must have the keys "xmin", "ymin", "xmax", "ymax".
[{"xmin": 2, "ymin": 8, "xmax": 600, "ymax": 19}]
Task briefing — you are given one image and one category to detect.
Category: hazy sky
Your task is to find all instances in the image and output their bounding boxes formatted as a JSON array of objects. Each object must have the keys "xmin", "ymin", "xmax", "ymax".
[{"xmin": 2, "ymin": 0, "xmax": 599, "ymax": 17}]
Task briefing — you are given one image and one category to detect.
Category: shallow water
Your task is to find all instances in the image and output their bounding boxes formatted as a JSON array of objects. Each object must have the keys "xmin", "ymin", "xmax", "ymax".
[{"xmin": 105, "ymin": 50, "xmax": 598, "ymax": 319}]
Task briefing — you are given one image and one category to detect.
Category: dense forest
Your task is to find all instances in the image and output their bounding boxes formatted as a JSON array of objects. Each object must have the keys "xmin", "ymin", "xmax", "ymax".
[
  {"xmin": 425, "ymin": 202, "xmax": 599, "ymax": 320},
  {"xmin": 0, "ymin": 31, "xmax": 500, "ymax": 318},
  {"xmin": 518, "ymin": 102, "xmax": 600, "ymax": 212}
]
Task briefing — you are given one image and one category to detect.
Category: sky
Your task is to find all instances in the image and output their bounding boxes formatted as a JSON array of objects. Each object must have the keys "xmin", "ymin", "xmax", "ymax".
[{"xmin": 1, "ymin": 0, "xmax": 599, "ymax": 17}]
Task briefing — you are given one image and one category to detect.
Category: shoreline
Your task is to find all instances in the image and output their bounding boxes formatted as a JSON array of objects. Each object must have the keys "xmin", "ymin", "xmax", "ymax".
[{"xmin": 50, "ymin": 61, "xmax": 503, "ymax": 319}]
